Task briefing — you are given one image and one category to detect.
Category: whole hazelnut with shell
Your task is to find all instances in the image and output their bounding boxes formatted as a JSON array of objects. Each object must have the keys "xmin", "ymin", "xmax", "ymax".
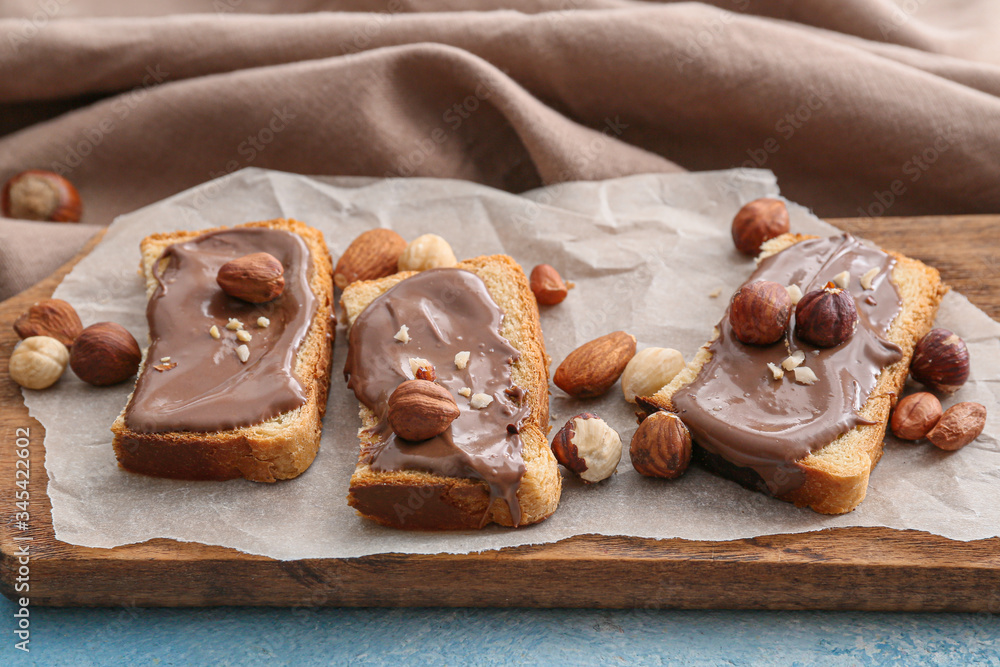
[
  {"xmin": 731, "ymin": 198, "xmax": 789, "ymax": 256},
  {"xmin": 729, "ymin": 280, "xmax": 792, "ymax": 345},
  {"xmin": 794, "ymin": 282, "xmax": 858, "ymax": 348},
  {"xmin": 910, "ymin": 328, "xmax": 970, "ymax": 394}
]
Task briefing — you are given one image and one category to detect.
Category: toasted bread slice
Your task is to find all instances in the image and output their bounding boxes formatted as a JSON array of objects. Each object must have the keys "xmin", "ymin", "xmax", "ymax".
[
  {"xmin": 111, "ymin": 219, "xmax": 335, "ymax": 482},
  {"xmin": 342, "ymin": 255, "xmax": 561, "ymax": 529},
  {"xmin": 641, "ymin": 233, "xmax": 947, "ymax": 514}
]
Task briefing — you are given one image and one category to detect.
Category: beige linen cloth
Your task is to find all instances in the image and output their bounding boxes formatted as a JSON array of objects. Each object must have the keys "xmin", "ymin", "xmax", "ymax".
[{"xmin": 2, "ymin": 0, "xmax": 1000, "ymax": 300}]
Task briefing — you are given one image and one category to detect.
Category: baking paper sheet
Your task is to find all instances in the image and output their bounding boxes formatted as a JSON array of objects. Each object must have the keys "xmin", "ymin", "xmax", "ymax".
[{"xmin": 23, "ymin": 168, "xmax": 1000, "ymax": 559}]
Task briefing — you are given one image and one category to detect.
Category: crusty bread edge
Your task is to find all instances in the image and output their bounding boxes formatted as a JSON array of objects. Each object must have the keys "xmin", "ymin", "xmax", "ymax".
[
  {"xmin": 110, "ymin": 219, "xmax": 335, "ymax": 482},
  {"xmin": 640, "ymin": 233, "xmax": 947, "ymax": 514},
  {"xmin": 342, "ymin": 255, "xmax": 561, "ymax": 529}
]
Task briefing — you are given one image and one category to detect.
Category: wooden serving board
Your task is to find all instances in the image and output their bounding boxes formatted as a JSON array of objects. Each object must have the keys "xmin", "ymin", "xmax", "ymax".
[{"xmin": 2, "ymin": 215, "xmax": 999, "ymax": 610}]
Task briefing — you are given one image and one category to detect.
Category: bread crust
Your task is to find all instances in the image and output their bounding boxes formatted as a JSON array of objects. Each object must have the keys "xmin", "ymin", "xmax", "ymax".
[
  {"xmin": 110, "ymin": 219, "xmax": 335, "ymax": 482},
  {"xmin": 342, "ymin": 255, "xmax": 561, "ymax": 529},
  {"xmin": 640, "ymin": 233, "xmax": 947, "ymax": 514}
]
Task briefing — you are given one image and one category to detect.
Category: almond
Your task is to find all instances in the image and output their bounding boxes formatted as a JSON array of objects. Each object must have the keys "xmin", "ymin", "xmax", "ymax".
[
  {"xmin": 387, "ymin": 379, "xmax": 460, "ymax": 441},
  {"xmin": 334, "ymin": 228, "xmax": 407, "ymax": 290},
  {"xmin": 554, "ymin": 331, "xmax": 637, "ymax": 398},
  {"xmin": 216, "ymin": 252, "xmax": 285, "ymax": 303},
  {"xmin": 529, "ymin": 264, "xmax": 568, "ymax": 305},
  {"xmin": 927, "ymin": 402, "xmax": 986, "ymax": 451},
  {"xmin": 13, "ymin": 298, "xmax": 83, "ymax": 347}
]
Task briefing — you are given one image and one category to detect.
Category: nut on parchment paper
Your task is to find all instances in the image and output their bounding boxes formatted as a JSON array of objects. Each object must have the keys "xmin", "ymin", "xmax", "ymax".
[
  {"xmin": 529, "ymin": 264, "xmax": 569, "ymax": 305},
  {"xmin": 13, "ymin": 298, "xmax": 82, "ymax": 347},
  {"xmin": 910, "ymin": 328, "xmax": 970, "ymax": 394},
  {"xmin": 891, "ymin": 392, "xmax": 942, "ymax": 440},
  {"xmin": 629, "ymin": 411, "xmax": 691, "ymax": 479},
  {"xmin": 551, "ymin": 413, "xmax": 622, "ymax": 483},
  {"xmin": 387, "ymin": 379, "xmax": 460, "ymax": 442},
  {"xmin": 9, "ymin": 336, "xmax": 70, "ymax": 390},
  {"xmin": 334, "ymin": 228, "xmax": 407, "ymax": 289},
  {"xmin": 927, "ymin": 402, "xmax": 986, "ymax": 451},
  {"xmin": 553, "ymin": 331, "xmax": 637, "ymax": 398},
  {"xmin": 731, "ymin": 198, "xmax": 789, "ymax": 256},
  {"xmin": 69, "ymin": 322, "xmax": 141, "ymax": 386}
]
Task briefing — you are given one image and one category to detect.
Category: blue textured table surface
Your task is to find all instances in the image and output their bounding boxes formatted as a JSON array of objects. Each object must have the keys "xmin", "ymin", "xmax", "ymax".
[{"xmin": 2, "ymin": 595, "xmax": 998, "ymax": 665}]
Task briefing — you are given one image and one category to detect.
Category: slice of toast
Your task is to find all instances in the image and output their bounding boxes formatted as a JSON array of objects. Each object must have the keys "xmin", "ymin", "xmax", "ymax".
[
  {"xmin": 111, "ymin": 219, "xmax": 335, "ymax": 482},
  {"xmin": 640, "ymin": 233, "xmax": 947, "ymax": 514},
  {"xmin": 342, "ymin": 255, "xmax": 561, "ymax": 529}
]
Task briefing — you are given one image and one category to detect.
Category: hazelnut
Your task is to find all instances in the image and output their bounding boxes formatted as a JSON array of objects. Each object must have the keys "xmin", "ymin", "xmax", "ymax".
[
  {"xmin": 731, "ymin": 198, "xmax": 789, "ymax": 255},
  {"xmin": 529, "ymin": 264, "xmax": 568, "ymax": 305},
  {"xmin": 1, "ymin": 170, "xmax": 82, "ymax": 222},
  {"xmin": 13, "ymin": 298, "xmax": 82, "ymax": 347},
  {"xmin": 927, "ymin": 402, "xmax": 986, "ymax": 451},
  {"xmin": 69, "ymin": 322, "xmax": 141, "ymax": 386},
  {"xmin": 551, "ymin": 413, "xmax": 622, "ymax": 483},
  {"xmin": 387, "ymin": 379, "xmax": 460, "ymax": 441},
  {"xmin": 397, "ymin": 234, "xmax": 457, "ymax": 272},
  {"xmin": 794, "ymin": 282, "xmax": 858, "ymax": 348},
  {"xmin": 553, "ymin": 331, "xmax": 637, "ymax": 398},
  {"xmin": 8, "ymin": 336, "xmax": 70, "ymax": 390},
  {"xmin": 729, "ymin": 280, "xmax": 791, "ymax": 345},
  {"xmin": 910, "ymin": 328, "xmax": 970, "ymax": 394},
  {"xmin": 334, "ymin": 228, "xmax": 407, "ymax": 289},
  {"xmin": 890, "ymin": 392, "xmax": 942, "ymax": 440},
  {"xmin": 629, "ymin": 411, "xmax": 691, "ymax": 478},
  {"xmin": 621, "ymin": 347, "xmax": 686, "ymax": 403},
  {"xmin": 216, "ymin": 252, "xmax": 285, "ymax": 303}
]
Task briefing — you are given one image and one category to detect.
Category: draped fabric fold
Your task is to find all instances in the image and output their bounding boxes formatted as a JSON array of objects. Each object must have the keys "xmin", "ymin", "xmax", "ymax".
[{"xmin": 2, "ymin": 0, "xmax": 999, "ymax": 300}]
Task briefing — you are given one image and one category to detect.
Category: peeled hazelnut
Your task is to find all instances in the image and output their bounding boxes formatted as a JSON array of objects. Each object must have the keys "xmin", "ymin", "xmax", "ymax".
[
  {"xmin": 387, "ymin": 379, "xmax": 460, "ymax": 441},
  {"xmin": 794, "ymin": 282, "xmax": 858, "ymax": 348},
  {"xmin": 69, "ymin": 322, "xmax": 141, "ymax": 386},
  {"xmin": 910, "ymin": 328, "xmax": 970, "ymax": 394},
  {"xmin": 554, "ymin": 331, "xmax": 637, "ymax": 398},
  {"xmin": 529, "ymin": 264, "xmax": 568, "ymax": 305},
  {"xmin": 891, "ymin": 392, "xmax": 942, "ymax": 440},
  {"xmin": 1, "ymin": 170, "xmax": 82, "ymax": 222},
  {"xmin": 731, "ymin": 198, "xmax": 789, "ymax": 255},
  {"xmin": 217, "ymin": 252, "xmax": 285, "ymax": 303},
  {"xmin": 334, "ymin": 228, "xmax": 407, "ymax": 289},
  {"xmin": 621, "ymin": 347, "xmax": 685, "ymax": 403},
  {"xmin": 729, "ymin": 280, "xmax": 791, "ymax": 345},
  {"xmin": 397, "ymin": 234, "xmax": 457, "ymax": 272},
  {"xmin": 551, "ymin": 413, "xmax": 622, "ymax": 483},
  {"xmin": 8, "ymin": 336, "xmax": 70, "ymax": 390},
  {"xmin": 13, "ymin": 298, "xmax": 82, "ymax": 347},
  {"xmin": 630, "ymin": 411, "xmax": 691, "ymax": 479},
  {"xmin": 927, "ymin": 402, "xmax": 986, "ymax": 451}
]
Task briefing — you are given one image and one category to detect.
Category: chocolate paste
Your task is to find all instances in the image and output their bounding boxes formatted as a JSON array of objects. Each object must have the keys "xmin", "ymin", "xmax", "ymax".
[
  {"xmin": 124, "ymin": 227, "xmax": 316, "ymax": 433},
  {"xmin": 671, "ymin": 234, "xmax": 903, "ymax": 495},
  {"xmin": 344, "ymin": 268, "xmax": 528, "ymax": 525}
]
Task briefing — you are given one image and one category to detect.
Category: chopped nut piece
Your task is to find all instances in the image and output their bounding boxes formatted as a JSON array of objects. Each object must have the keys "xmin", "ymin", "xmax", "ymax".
[
  {"xmin": 860, "ymin": 267, "xmax": 879, "ymax": 290},
  {"xmin": 458, "ymin": 387, "xmax": 472, "ymax": 398},
  {"xmin": 236, "ymin": 330, "xmax": 252, "ymax": 343},
  {"xmin": 235, "ymin": 344, "xmax": 250, "ymax": 363},
  {"xmin": 470, "ymin": 393, "xmax": 493, "ymax": 409},
  {"xmin": 786, "ymin": 284, "xmax": 803, "ymax": 305},
  {"xmin": 455, "ymin": 351, "xmax": 471, "ymax": 370},
  {"xmin": 153, "ymin": 362, "xmax": 177, "ymax": 372},
  {"xmin": 793, "ymin": 366, "xmax": 819, "ymax": 385},
  {"xmin": 209, "ymin": 325, "xmax": 221, "ymax": 339},
  {"xmin": 226, "ymin": 318, "xmax": 244, "ymax": 331},
  {"xmin": 708, "ymin": 287, "xmax": 722, "ymax": 299},
  {"xmin": 781, "ymin": 350, "xmax": 806, "ymax": 371},
  {"xmin": 394, "ymin": 324, "xmax": 410, "ymax": 343},
  {"xmin": 767, "ymin": 362, "xmax": 784, "ymax": 380},
  {"xmin": 832, "ymin": 271, "xmax": 850, "ymax": 289},
  {"xmin": 409, "ymin": 357, "xmax": 432, "ymax": 377},
  {"xmin": 160, "ymin": 356, "xmax": 171, "ymax": 363},
  {"xmin": 257, "ymin": 316, "xmax": 270, "ymax": 328}
]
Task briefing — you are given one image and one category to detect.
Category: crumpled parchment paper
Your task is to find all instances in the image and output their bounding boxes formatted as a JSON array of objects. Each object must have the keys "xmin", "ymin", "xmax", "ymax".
[{"xmin": 22, "ymin": 168, "xmax": 1000, "ymax": 559}]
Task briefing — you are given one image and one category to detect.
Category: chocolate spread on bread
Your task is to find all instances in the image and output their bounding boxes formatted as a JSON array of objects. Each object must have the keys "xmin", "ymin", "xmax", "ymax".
[
  {"xmin": 671, "ymin": 235, "xmax": 903, "ymax": 495},
  {"xmin": 124, "ymin": 227, "xmax": 316, "ymax": 433},
  {"xmin": 344, "ymin": 268, "xmax": 529, "ymax": 525}
]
